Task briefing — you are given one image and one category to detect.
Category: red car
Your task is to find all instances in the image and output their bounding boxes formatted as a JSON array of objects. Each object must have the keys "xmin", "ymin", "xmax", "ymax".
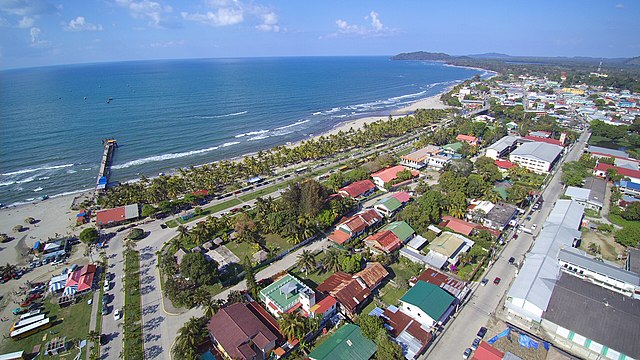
[{"xmin": 494, "ymin": 277, "xmax": 501, "ymax": 285}]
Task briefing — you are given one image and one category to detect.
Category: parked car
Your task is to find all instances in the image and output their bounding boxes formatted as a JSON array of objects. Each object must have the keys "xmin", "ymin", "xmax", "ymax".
[
  {"xmin": 493, "ymin": 277, "xmax": 501, "ymax": 285},
  {"xmin": 463, "ymin": 348, "xmax": 472, "ymax": 359},
  {"xmin": 480, "ymin": 278, "xmax": 489, "ymax": 286},
  {"xmin": 532, "ymin": 224, "xmax": 537, "ymax": 230},
  {"xmin": 160, "ymin": 224, "xmax": 168, "ymax": 229},
  {"xmin": 114, "ymin": 309, "xmax": 122, "ymax": 320},
  {"xmin": 103, "ymin": 281, "xmax": 110, "ymax": 291},
  {"xmin": 102, "ymin": 304, "xmax": 109, "ymax": 315},
  {"xmin": 477, "ymin": 327, "xmax": 488, "ymax": 339},
  {"xmin": 472, "ymin": 338, "xmax": 481, "ymax": 350},
  {"xmin": 508, "ymin": 257, "xmax": 516, "ymax": 264}
]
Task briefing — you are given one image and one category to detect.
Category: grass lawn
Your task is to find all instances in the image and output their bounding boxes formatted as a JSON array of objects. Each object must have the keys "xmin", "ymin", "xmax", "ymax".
[
  {"xmin": 292, "ymin": 268, "xmax": 334, "ymax": 289},
  {"xmin": 609, "ymin": 213, "xmax": 640, "ymax": 229},
  {"xmin": 124, "ymin": 250, "xmax": 144, "ymax": 359},
  {"xmin": 388, "ymin": 259, "xmax": 423, "ymax": 284},
  {"xmin": 263, "ymin": 233, "xmax": 292, "ymax": 254},
  {"xmin": 205, "ymin": 283, "xmax": 225, "ymax": 297},
  {"xmin": 379, "ymin": 283, "xmax": 407, "ymax": 306},
  {"xmin": 239, "ymin": 182, "xmax": 289, "ymax": 202},
  {"xmin": 0, "ymin": 294, "xmax": 93, "ymax": 359},
  {"xmin": 225, "ymin": 241, "xmax": 255, "ymax": 261}
]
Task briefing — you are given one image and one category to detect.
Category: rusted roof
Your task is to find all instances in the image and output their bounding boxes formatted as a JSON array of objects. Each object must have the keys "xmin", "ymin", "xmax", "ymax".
[
  {"xmin": 339, "ymin": 180, "xmax": 376, "ymax": 198},
  {"xmin": 355, "ymin": 263, "xmax": 389, "ymax": 289}
]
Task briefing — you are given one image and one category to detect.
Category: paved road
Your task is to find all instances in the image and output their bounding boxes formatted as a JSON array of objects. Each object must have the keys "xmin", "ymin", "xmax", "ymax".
[
  {"xmin": 423, "ymin": 131, "xmax": 590, "ymax": 359},
  {"xmin": 100, "ymin": 234, "xmax": 126, "ymax": 360}
]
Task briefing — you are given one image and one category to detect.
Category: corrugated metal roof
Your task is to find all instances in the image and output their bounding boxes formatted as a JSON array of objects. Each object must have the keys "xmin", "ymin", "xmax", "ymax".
[
  {"xmin": 559, "ymin": 248, "xmax": 640, "ymax": 285},
  {"xmin": 400, "ymin": 281, "xmax": 454, "ymax": 321},
  {"xmin": 510, "ymin": 141, "xmax": 563, "ymax": 163},
  {"xmin": 308, "ymin": 324, "xmax": 376, "ymax": 360},
  {"xmin": 564, "ymin": 186, "xmax": 590, "ymax": 201}
]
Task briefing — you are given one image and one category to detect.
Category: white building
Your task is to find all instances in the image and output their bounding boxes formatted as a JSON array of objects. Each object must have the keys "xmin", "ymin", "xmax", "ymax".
[
  {"xmin": 509, "ymin": 142, "xmax": 563, "ymax": 174},
  {"xmin": 485, "ymin": 135, "xmax": 521, "ymax": 160}
]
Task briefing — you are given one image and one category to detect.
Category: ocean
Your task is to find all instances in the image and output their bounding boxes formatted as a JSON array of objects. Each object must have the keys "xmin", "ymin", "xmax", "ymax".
[{"xmin": 0, "ymin": 57, "xmax": 483, "ymax": 206}]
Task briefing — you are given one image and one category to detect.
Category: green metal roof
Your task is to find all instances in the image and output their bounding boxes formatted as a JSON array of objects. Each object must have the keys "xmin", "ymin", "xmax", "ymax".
[
  {"xmin": 400, "ymin": 281, "xmax": 455, "ymax": 321},
  {"xmin": 384, "ymin": 221, "xmax": 415, "ymax": 241},
  {"xmin": 376, "ymin": 197, "xmax": 403, "ymax": 212},
  {"xmin": 259, "ymin": 273, "xmax": 310, "ymax": 312},
  {"xmin": 443, "ymin": 142, "xmax": 463, "ymax": 152},
  {"xmin": 308, "ymin": 324, "xmax": 376, "ymax": 360}
]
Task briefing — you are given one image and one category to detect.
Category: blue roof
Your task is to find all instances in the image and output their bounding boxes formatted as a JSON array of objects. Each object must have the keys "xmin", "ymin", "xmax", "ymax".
[{"xmin": 618, "ymin": 180, "xmax": 640, "ymax": 190}]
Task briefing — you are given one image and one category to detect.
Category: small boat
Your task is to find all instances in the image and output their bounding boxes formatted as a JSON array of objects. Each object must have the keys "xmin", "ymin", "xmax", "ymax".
[
  {"xmin": 39, "ymin": 195, "xmax": 49, "ymax": 201},
  {"xmin": 83, "ymin": 96, "xmax": 87, "ymax": 100},
  {"xmin": 106, "ymin": 97, "xmax": 113, "ymax": 104}
]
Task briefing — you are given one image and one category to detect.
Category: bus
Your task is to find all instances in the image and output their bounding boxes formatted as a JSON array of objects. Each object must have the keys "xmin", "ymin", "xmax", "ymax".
[
  {"xmin": 294, "ymin": 167, "xmax": 308, "ymax": 174},
  {"xmin": 10, "ymin": 318, "xmax": 51, "ymax": 340},
  {"xmin": 10, "ymin": 314, "xmax": 45, "ymax": 332},
  {"xmin": 18, "ymin": 309, "xmax": 41, "ymax": 320}
]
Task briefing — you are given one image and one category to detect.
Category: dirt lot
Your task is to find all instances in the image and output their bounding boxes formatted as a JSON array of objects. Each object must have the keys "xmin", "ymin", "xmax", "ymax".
[
  {"xmin": 579, "ymin": 230, "xmax": 625, "ymax": 264},
  {"xmin": 486, "ymin": 318, "xmax": 570, "ymax": 360}
]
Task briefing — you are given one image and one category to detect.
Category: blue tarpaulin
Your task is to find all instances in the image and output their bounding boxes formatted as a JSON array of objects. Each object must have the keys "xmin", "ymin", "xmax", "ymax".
[
  {"xmin": 543, "ymin": 342, "xmax": 550, "ymax": 351},
  {"xmin": 487, "ymin": 328, "xmax": 510, "ymax": 344},
  {"xmin": 33, "ymin": 241, "xmax": 41, "ymax": 250},
  {"xmin": 518, "ymin": 334, "xmax": 539, "ymax": 349}
]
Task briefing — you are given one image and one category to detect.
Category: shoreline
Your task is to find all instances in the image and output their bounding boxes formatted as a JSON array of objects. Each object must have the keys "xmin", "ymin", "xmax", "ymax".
[{"xmin": 0, "ymin": 82, "xmax": 459, "ymax": 264}]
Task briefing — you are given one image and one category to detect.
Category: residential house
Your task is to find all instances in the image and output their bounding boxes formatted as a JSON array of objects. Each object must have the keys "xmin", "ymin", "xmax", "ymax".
[
  {"xmin": 427, "ymin": 154, "xmax": 452, "ymax": 170},
  {"xmin": 259, "ymin": 274, "xmax": 315, "ymax": 318},
  {"xmin": 307, "ymin": 324, "xmax": 376, "ymax": 360},
  {"xmin": 564, "ymin": 185, "xmax": 603, "ymax": 211},
  {"xmin": 442, "ymin": 142, "xmax": 463, "ymax": 155},
  {"xmin": 354, "ymin": 262, "xmax": 389, "ymax": 290},
  {"xmin": 399, "ymin": 281, "xmax": 456, "ymax": 328},
  {"xmin": 456, "ymin": 134, "xmax": 479, "ymax": 146},
  {"xmin": 308, "ymin": 295, "xmax": 338, "ymax": 324},
  {"xmin": 207, "ymin": 302, "xmax": 280, "ymax": 360},
  {"xmin": 440, "ymin": 216, "xmax": 480, "ymax": 236},
  {"xmin": 328, "ymin": 209, "xmax": 383, "ymax": 245},
  {"xmin": 380, "ymin": 306, "xmax": 433, "ymax": 359},
  {"xmin": 401, "ymin": 145, "xmax": 441, "ymax": 169},
  {"xmin": 95, "ymin": 204, "xmax": 139, "ymax": 227},
  {"xmin": 469, "ymin": 201, "xmax": 518, "ymax": 231},
  {"xmin": 371, "ymin": 166, "xmax": 419, "ymax": 190},
  {"xmin": 617, "ymin": 180, "xmax": 640, "ymax": 197},
  {"xmin": 495, "ymin": 160, "xmax": 516, "ymax": 173},
  {"xmin": 317, "ymin": 272, "xmax": 371, "ymax": 318},
  {"xmin": 338, "ymin": 180, "xmax": 376, "ymax": 199},
  {"xmin": 594, "ymin": 163, "xmax": 640, "ymax": 183},
  {"xmin": 410, "ymin": 268, "xmax": 470, "ymax": 302},
  {"xmin": 509, "ymin": 141, "xmax": 563, "ymax": 174},
  {"xmin": 426, "ymin": 232, "xmax": 475, "ymax": 269},
  {"xmin": 373, "ymin": 197, "xmax": 403, "ymax": 217},
  {"xmin": 364, "ymin": 221, "xmax": 415, "ymax": 254}
]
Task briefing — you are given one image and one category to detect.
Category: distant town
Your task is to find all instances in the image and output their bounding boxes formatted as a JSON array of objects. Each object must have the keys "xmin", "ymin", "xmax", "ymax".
[{"xmin": 1, "ymin": 63, "xmax": 639, "ymax": 360}]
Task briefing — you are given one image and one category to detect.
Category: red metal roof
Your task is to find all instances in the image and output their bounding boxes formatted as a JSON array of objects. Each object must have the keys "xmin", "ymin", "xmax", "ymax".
[
  {"xmin": 365, "ymin": 230, "xmax": 402, "ymax": 253},
  {"xmin": 595, "ymin": 163, "xmax": 640, "ymax": 179},
  {"xmin": 339, "ymin": 180, "xmax": 376, "ymax": 198},
  {"xmin": 371, "ymin": 165, "xmax": 418, "ymax": 184},
  {"xmin": 392, "ymin": 191, "xmax": 413, "ymax": 204},
  {"xmin": 441, "ymin": 216, "xmax": 480, "ymax": 236},
  {"xmin": 382, "ymin": 307, "xmax": 432, "ymax": 349},
  {"xmin": 456, "ymin": 134, "xmax": 478, "ymax": 144},
  {"xmin": 472, "ymin": 341, "xmax": 504, "ymax": 360},
  {"xmin": 524, "ymin": 135, "xmax": 564, "ymax": 147},
  {"xmin": 96, "ymin": 207, "xmax": 126, "ymax": 225},
  {"xmin": 311, "ymin": 295, "xmax": 337, "ymax": 315},
  {"xmin": 328, "ymin": 229, "xmax": 351, "ymax": 244},
  {"xmin": 355, "ymin": 262, "xmax": 389, "ymax": 289},
  {"xmin": 317, "ymin": 273, "xmax": 371, "ymax": 313},
  {"xmin": 495, "ymin": 160, "xmax": 516, "ymax": 169}
]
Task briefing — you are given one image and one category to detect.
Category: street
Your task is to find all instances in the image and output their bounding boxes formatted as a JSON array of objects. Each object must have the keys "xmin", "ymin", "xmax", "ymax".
[{"xmin": 423, "ymin": 130, "xmax": 590, "ymax": 359}]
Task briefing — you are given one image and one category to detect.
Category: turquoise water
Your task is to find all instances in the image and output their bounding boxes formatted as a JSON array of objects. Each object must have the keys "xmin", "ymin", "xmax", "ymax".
[{"xmin": 0, "ymin": 57, "xmax": 483, "ymax": 205}]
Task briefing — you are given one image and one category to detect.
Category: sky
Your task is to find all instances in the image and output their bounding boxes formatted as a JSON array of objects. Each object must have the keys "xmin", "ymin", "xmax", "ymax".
[{"xmin": 0, "ymin": 0, "xmax": 638, "ymax": 69}]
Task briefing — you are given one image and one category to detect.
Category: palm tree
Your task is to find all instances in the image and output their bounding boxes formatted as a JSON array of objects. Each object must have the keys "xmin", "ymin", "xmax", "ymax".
[
  {"xmin": 323, "ymin": 248, "xmax": 342, "ymax": 272},
  {"xmin": 278, "ymin": 313, "xmax": 307, "ymax": 342},
  {"xmin": 173, "ymin": 317, "xmax": 208, "ymax": 359},
  {"xmin": 202, "ymin": 297, "xmax": 224, "ymax": 319},
  {"xmin": 177, "ymin": 225, "xmax": 189, "ymax": 245},
  {"xmin": 297, "ymin": 250, "xmax": 316, "ymax": 276},
  {"xmin": 87, "ymin": 330, "xmax": 101, "ymax": 344}
]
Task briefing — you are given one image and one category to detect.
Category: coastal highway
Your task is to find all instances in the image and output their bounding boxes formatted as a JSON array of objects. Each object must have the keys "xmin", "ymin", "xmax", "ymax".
[{"xmin": 422, "ymin": 130, "xmax": 590, "ymax": 360}]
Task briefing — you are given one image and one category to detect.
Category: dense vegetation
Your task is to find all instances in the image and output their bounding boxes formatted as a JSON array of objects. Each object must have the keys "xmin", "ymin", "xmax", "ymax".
[{"xmin": 98, "ymin": 109, "xmax": 448, "ymax": 208}]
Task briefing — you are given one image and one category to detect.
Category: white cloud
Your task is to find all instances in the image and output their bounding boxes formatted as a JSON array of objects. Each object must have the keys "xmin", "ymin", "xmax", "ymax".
[
  {"xmin": 326, "ymin": 10, "xmax": 393, "ymax": 38},
  {"xmin": 17, "ymin": 15, "xmax": 33, "ymax": 27},
  {"xmin": 0, "ymin": 0, "xmax": 58, "ymax": 16},
  {"xmin": 615, "ymin": 3, "xmax": 624, "ymax": 8},
  {"xmin": 256, "ymin": 11, "xmax": 279, "ymax": 32},
  {"xmin": 64, "ymin": 16, "xmax": 103, "ymax": 32},
  {"xmin": 368, "ymin": 11, "xmax": 383, "ymax": 31},
  {"xmin": 115, "ymin": 0, "xmax": 173, "ymax": 27},
  {"xmin": 29, "ymin": 25, "xmax": 48, "ymax": 47},
  {"xmin": 0, "ymin": 16, "xmax": 9, "ymax": 26},
  {"xmin": 150, "ymin": 39, "xmax": 185, "ymax": 48},
  {"xmin": 181, "ymin": 7, "xmax": 243, "ymax": 27}
]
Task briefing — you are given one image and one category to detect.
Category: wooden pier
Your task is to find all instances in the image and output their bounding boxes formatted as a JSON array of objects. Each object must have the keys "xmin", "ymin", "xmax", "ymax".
[{"xmin": 96, "ymin": 138, "xmax": 117, "ymax": 192}]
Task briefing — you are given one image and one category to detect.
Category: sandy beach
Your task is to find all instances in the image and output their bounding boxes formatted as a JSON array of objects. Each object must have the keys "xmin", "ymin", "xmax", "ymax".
[{"xmin": 0, "ymin": 91, "xmax": 451, "ymax": 263}]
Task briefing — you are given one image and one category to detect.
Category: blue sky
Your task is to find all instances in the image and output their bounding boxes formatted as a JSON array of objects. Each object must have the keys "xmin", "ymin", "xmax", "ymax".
[{"xmin": 0, "ymin": 0, "xmax": 638, "ymax": 69}]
